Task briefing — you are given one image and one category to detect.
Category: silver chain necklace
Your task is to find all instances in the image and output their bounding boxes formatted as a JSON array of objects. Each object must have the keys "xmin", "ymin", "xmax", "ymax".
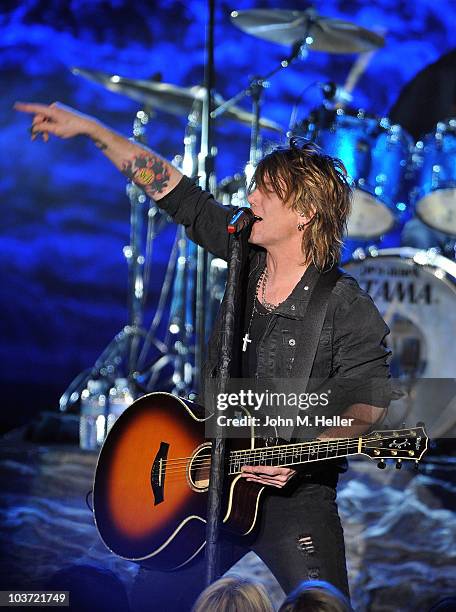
[
  {"xmin": 242, "ymin": 266, "xmax": 281, "ymax": 352},
  {"xmin": 259, "ymin": 266, "xmax": 282, "ymax": 313}
]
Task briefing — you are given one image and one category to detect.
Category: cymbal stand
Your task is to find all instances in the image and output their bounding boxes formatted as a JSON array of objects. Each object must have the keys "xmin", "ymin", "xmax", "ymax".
[
  {"xmin": 195, "ymin": 46, "xmax": 217, "ymax": 396},
  {"xmin": 138, "ymin": 109, "xmax": 201, "ymax": 396},
  {"xmin": 243, "ymin": 76, "xmax": 266, "ymax": 185},
  {"xmin": 59, "ymin": 108, "xmax": 167, "ymax": 410},
  {"xmin": 212, "ymin": 26, "xmax": 315, "ymax": 180},
  {"xmin": 123, "ymin": 107, "xmax": 173, "ymax": 376},
  {"xmin": 170, "ymin": 108, "xmax": 202, "ymax": 394}
]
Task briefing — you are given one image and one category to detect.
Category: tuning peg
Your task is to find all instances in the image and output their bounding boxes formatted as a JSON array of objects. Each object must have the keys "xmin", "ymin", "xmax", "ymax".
[
  {"xmin": 395, "ymin": 459, "xmax": 402, "ymax": 470},
  {"xmin": 414, "ymin": 460, "xmax": 420, "ymax": 471},
  {"xmin": 377, "ymin": 459, "xmax": 386, "ymax": 469}
]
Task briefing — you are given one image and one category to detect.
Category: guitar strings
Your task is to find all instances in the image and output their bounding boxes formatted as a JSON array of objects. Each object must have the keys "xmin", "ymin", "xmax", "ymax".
[
  {"xmin": 162, "ymin": 442, "xmax": 361, "ymax": 470},
  {"xmin": 160, "ymin": 440, "xmax": 362, "ymax": 471},
  {"xmin": 150, "ymin": 437, "xmax": 417, "ymax": 482},
  {"xmin": 158, "ymin": 436, "xmax": 406, "ymax": 464},
  {"xmin": 158, "ymin": 433, "xmax": 399, "ymax": 467},
  {"xmin": 153, "ymin": 434, "xmax": 410, "ymax": 477},
  {"xmin": 151, "ymin": 444, "xmax": 387, "ymax": 483}
]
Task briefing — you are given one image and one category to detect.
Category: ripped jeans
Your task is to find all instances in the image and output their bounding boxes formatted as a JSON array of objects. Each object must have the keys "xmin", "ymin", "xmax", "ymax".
[{"xmin": 131, "ymin": 472, "xmax": 349, "ymax": 612}]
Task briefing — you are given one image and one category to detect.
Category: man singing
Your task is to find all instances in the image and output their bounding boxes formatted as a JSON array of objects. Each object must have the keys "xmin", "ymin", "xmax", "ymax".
[{"xmin": 15, "ymin": 101, "xmax": 391, "ymax": 611}]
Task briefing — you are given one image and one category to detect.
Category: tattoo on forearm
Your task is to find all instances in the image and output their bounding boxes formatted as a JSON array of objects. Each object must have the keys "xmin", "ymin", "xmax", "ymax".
[
  {"xmin": 122, "ymin": 154, "xmax": 170, "ymax": 196},
  {"xmin": 92, "ymin": 138, "xmax": 108, "ymax": 151},
  {"xmin": 85, "ymin": 133, "xmax": 109, "ymax": 150}
]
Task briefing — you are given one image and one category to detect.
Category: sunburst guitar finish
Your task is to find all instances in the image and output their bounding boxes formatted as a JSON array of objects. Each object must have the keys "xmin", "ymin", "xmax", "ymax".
[{"xmin": 93, "ymin": 392, "xmax": 428, "ymax": 570}]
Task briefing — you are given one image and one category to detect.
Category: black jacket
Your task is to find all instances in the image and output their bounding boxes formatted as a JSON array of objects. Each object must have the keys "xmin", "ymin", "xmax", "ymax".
[{"xmin": 158, "ymin": 176, "xmax": 391, "ymax": 419}]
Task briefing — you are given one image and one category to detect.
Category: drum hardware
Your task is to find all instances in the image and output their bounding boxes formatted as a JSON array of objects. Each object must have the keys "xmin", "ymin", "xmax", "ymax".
[
  {"xmin": 230, "ymin": 8, "xmax": 384, "ymax": 53},
  {"xmin": 287, "ymin": 80, "xmax": 323, "ymax": 136},
  {"xmin": 226, "ymin": 8, "xmax": 383, "ymax": 181},
  {"xmin": 216, "ymin": 174, "xmax": 247, "ymax": 207},
  {"xmin": 412, "ymin": 118, "xmax": 456, "ymax": 237},
  {"xmin": 57, "ymin": 101, "xmax": 216, "ymax": 404},
  {"xmin": 70, "ymin": 67, "xmax": 280, "ymax": 398},
  {"xmin": 294, "ymin": 108, "xmax": 412, "ymax": 239},
  {"xmin": 320, "ymin": 81, "xmax": 353, "ymax": 108},
  {"xmin": 137, "ymin": 112, "xmax": 202, "ymax": 396},
  {"xmin": 335, "ymin": 49, "xmax": 377, "ymax": 110},
  {"xmin": 209, "ymin": 43, "xmax": 298, "ymax": 182},
  {"xmin": 215, "ymin": 9, "xmax": 334, "ymax": 208},
  {"xmin": 70, "ymin": 66, "xmax": 221, "ymax": 398},
  {"xmin": 59, "ymin": 108, "xmax": 170, "ymax": 410},
  {"xmin": 154, "ymin": 226, "xmax": 196, "ymax": 395},
  {"xmin": 287, "ymin": 49, "xmax": 377, "ymax": 135},
  {"xmin": 134, "ymin": 109, "xmax": 224, "ymax": 396},
  {"xmin": 315, "ymin": 49, "xmax": 378, "ymax": 114}
]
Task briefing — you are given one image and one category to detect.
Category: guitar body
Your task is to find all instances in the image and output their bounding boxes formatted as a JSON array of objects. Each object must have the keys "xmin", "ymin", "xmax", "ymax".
[
  {"xmin": 93, "ymin": 392, "xmax": 428, "ymax": 570},
  {"xmin": 93, "ymin": 392, "xmax": 263, "ymax": 570}
]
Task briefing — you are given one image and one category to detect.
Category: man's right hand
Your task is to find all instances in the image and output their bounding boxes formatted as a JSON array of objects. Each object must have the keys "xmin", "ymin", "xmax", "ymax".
[
  {"xmin": 14, "ymin": 100, "xmax": 183, "ymax": 199},
  {"xmin": 14, "ymin": 101, "xmax": 98, "ymax": 142}
]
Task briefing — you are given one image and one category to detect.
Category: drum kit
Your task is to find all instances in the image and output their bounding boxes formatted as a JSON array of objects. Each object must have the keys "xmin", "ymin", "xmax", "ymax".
[{"xmin": 59, "ymin": 8, "xmax": 456, "ymax": 435}]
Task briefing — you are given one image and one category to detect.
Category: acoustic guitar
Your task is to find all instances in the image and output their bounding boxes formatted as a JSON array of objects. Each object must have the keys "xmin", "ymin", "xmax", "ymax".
[{"xmin": 93, "ymin": 392, "xmax": 428, "ymax": 570}]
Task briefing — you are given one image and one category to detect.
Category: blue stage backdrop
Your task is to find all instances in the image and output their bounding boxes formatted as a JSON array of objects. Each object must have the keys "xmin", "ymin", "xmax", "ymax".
[{"xmin": 1, "ymin": 0, "xmax": 454, "ymax": 429}]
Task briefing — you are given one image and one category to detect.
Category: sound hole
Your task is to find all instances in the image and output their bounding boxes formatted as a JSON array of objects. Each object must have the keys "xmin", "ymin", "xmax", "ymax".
[{"xmin": 188, "ymin": 444, "xmax": 212, "ymax": 492}]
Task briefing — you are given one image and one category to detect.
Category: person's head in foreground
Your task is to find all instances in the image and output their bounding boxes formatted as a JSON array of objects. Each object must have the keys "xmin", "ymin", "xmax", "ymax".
[
  {"xmin": 278, "ymin": 579, "xmax": 352, "ymax": 612},
  {"xmin": 191, "ymin": 575, "xmax": 274, "ymax": 612}
]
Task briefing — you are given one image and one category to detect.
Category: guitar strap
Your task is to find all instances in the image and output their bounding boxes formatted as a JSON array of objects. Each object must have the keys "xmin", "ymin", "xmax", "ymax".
[{"xmin": 278, "ymin": 265, "xmax": 343, "ymax": 440}]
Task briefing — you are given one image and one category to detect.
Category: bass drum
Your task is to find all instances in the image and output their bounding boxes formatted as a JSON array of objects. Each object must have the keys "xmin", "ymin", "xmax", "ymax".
[{"xmin": 345, "ymin": 248, "xmax": 456, "ymax": 437}]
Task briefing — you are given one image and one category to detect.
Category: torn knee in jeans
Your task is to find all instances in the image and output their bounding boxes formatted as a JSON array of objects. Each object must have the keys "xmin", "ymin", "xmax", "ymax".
[
  {"xmin": 297, "ymin": 535, "xmax": 321, "ymax": 579},
  {"xmin": 296, "ymin": 534, "xmax": 315, "ymax": 555}
]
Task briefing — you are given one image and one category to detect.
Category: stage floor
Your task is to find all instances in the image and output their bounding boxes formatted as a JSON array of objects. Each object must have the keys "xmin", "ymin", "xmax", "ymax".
[{"xmin": 0, "ymin": 429, "xmax": 454, "ymax": 611}]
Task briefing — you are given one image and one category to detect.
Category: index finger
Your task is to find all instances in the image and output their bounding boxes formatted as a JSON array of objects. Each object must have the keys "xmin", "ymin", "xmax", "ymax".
[{"xmin": 14, "ymin": 102, "xmax": 55, "ymax": 116}]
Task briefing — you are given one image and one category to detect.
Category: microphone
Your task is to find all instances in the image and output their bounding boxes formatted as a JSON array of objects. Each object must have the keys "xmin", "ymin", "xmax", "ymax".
[{"xmin": 227, "ymin": 207, "xmax": 260, "ymax": 234}]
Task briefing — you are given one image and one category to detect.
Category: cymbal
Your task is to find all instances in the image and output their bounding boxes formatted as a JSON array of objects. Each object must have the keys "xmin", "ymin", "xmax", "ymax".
[
  {"xmin": 230, "ymin": 9, "xmax": 384, "ymax": 54},
  {"xmin": 72, "ymin": 67, "xmax": 282, "ymax": 132}
]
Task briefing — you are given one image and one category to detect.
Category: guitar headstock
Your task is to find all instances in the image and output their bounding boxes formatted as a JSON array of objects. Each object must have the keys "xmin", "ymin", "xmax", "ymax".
[{"xmin": 361, "ymin": 426, "xmax": 429, "ymax": 469}]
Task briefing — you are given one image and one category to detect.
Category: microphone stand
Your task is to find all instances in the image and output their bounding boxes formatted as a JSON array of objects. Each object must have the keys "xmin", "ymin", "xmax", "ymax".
[
  {"xmin": 204, "ymin": 225, "xmax": 250, "ymax": 587},
  {"xmin": 196, "ymin": 0, "xmax": 216, "ymax": 387},
  {"xmin": 201, "ymin": 0, "xmax": 223, "ymax": 587},
  {"xmin": 204, "ymin": 6, "xmax": 314, "ymax": 589}
]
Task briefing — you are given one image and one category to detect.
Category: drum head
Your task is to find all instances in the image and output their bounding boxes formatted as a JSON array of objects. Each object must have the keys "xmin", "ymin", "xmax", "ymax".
[
  {"xmin": 416, "ymin": 187, "xmax": 456, "ymax": 236},
  {"xmin": 300, "ymin": 110, "xmax": 411, "ymax": 239},
  {"xmin": 345, "ymin": 248, "xmax": 456, "ymax": 437},
  {"xmin": 348, "ymin": 189, "xmax": 395, "ymax": 238}
]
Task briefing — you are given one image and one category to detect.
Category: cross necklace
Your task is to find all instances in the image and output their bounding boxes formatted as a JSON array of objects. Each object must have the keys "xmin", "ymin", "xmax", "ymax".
[{"xmin": 242, "ymin": 266, "xmax": 280, "ymax": 352}]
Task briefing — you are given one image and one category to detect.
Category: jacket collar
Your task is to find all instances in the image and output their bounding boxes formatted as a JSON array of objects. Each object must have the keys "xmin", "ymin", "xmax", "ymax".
[{"xmin": 247, "ymin": 250, "xmax": 320, "ymax": 320}]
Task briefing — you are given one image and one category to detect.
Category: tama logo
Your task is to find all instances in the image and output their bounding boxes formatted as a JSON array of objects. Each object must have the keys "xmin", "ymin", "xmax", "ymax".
[{"xmin": 362, "ymin": 280, "xmax": 433, "ymax": 304}]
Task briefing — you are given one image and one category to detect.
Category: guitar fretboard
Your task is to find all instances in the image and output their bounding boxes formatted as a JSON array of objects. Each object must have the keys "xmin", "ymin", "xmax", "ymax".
[{"xmin": 228, "ymin": 437, "xmax": 360, "ymax": 475}]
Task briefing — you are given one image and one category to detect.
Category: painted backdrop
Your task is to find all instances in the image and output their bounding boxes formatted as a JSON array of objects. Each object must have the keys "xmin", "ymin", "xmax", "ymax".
[{"xmin": 1, "ymin": 0, "xmax": 455, "ymax": 429}]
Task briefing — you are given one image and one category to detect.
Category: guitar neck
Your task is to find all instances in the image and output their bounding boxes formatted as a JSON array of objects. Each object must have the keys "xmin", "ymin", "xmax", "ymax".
[{"xmin": 228, "ymin": 437, "xmax": 361, "ymax": 475}]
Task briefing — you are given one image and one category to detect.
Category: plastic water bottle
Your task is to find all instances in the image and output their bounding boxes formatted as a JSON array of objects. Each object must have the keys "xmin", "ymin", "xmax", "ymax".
[
  {"xmin": 79, "ymin": 380, "xmax": 107, "ymax": 450},
  {"xmin": 107, "ymin": 378, "xmax": 134, "ymax": 434}
]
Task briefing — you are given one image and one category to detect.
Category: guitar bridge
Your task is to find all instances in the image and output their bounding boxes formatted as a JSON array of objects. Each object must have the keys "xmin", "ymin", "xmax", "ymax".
[{"xmin": 150, "ymin": 442, "xmax": 169, "ymax": 505}]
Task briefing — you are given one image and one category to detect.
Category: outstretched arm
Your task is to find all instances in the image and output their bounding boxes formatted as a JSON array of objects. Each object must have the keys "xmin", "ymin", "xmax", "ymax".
[{"xmin": 14, "ymin": 101, "xmax": 183, "ymax": 200}]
